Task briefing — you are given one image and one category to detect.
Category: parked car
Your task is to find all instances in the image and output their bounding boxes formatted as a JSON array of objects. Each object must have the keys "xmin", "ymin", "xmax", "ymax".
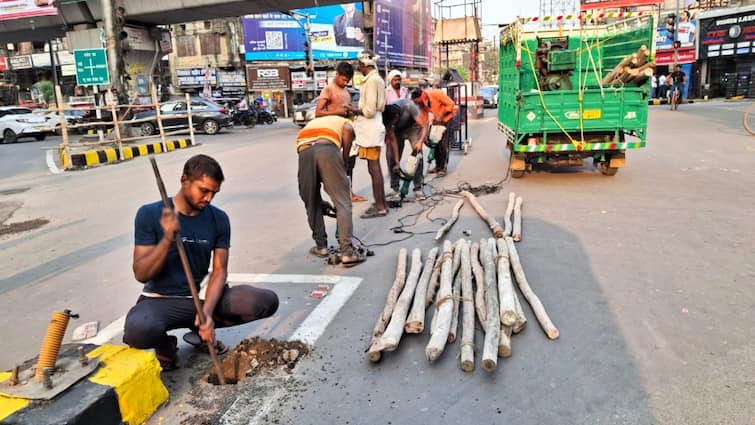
[
  {"xmin": 0, "ymin": 106, "xmax": 51, "ymax": 143},
  {"xmin": 480, "ymin": 85, "xmax": 499, "ymax": 108},
  {"xmin": 293, "ymin": 89, "xmax": 359, "ymax": 127},
  {"xmin": 42, "ymin": 109, "xmax": 87, "ymax": 134},
  {"xmin": 132, "ymin": 97, "xmax": 232, "ymax": 136}
]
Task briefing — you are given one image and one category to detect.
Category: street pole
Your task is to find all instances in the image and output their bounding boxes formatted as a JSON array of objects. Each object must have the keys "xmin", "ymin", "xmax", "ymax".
[
  {"xmin": 48, "ymin": 39, "xmax": 59, "ymax": 107},
  {"xmin": 102, "ymin": 0, "xmax": 120, "ymax": 92}
]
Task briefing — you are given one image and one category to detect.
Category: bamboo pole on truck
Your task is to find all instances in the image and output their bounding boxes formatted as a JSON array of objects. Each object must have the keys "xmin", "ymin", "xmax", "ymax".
[
  {"xmin": 505, "ymin": 237, "xmax": 560, "ymax": 340},
  {"xmin": 425, "ymin": 241, "xmax": 454, "ymax": 362},
  {"xmin": 406, "ymin": 247, "xmax": 438, "ymax": 333},
  {"xmin": 512, "ymin": 196, "xmax": 523, "ymax": 242},
  {"xmin": 425, "ymin": 254, "xmax": 443, "ymax": 307},
  {"xmin": 461, "ymin": 191, "xmax": 504, "ymax": 238},
  {"xmin": 459, "ymin": 240, "xmax": 475, "ymax": 372},
  {"xmin": 435, "ymin": 199, "xmax": 464, "ymax": 241},
  {"xmin": 496, "ymin": 239, "xmax": 517, "ymax": 327},
  {"xmin": 185, "ymin": 93, "xmax": 196, "ymax": 146},
  {"xmin": 368, "ymin": 249, "xmax": 407, "ymax": 362},
  {"xmin": 374, "ymin": 249, "xmax": 423, "ymax": 352},
  {"xmin": 107, "ymin": 89, "xmax": 124, "ymax": 161},
  {"xmin": 504, "ymin": 192, "xmax": 515, "ymax": 237},
  {"xmin": 55, "ymin": 85, "xmax": 71, "ymax": 170},
  {"xmin": 481, "ymin": 239, "xmax": 500, "ymax": 372},
  {"xmin": 470, "ymin": 241, "xmax": 487, "ymax": 328},
  {"xmin": 151, "ymin": 85, "xmax": 167, "ymax": 152}
]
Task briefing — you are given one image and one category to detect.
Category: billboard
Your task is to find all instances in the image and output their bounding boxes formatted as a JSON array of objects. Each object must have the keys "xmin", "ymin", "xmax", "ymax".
[
  {"xmin": 242, "ymin": 3, "xmax": 365, "ymax": 61},
  {"xmin": 699, "ymin": 11, "xmax": 755, "ymax": 59},
  {"xmin": 373, "ymin": 0, "xmax": 432, "ymax": 68},
  {"xmin": 655, "ymin": 11, "xmax": 697, "ymax": 65},
  {"xmin": 0, "ymin": 0, "xmax": 57, "ymax": 21}
]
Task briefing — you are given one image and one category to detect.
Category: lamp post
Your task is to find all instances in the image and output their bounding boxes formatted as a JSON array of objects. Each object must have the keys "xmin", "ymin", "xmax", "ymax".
[{"xmin": 281, "ymin": 10, "xmax": 314, "ymax": 87}]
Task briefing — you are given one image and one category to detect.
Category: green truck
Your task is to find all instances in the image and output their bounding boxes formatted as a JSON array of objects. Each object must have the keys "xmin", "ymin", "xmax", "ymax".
[{"xmin": 497, "ymin": 16, "xmax": 655, "ymax": 177}]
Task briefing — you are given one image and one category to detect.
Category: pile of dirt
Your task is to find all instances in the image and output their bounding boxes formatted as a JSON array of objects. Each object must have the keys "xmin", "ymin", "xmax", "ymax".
[{"xmin": 207, "ymin": 337, "xmax": 309, "ymax": 385}]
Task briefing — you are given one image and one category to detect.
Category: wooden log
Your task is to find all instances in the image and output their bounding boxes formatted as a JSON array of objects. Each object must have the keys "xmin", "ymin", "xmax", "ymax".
[
  {"xmin": 435, "ymin": 199, "xmax": 465, "ymax": 241},
  {"xmin": 512, "ymin": 196, "xmax": 523, "ymax": 242},
  {"xmin": 459, "ymin": 241, "xmax": 475, "ymax": 372},
  {"xmin": 405, "ymin": 247, "xmax": 439, "ymax": 333},
  {"xmin": 425, "ymin": 254, "xmax": 443, "ymax": 307},
  {"xmin": 374, "ymin": 249, "xmax": 423, "ymax": 352},
  {"xmin": 498, "ymin": 325, "xmax": 512, "ymax": 358},
  {"xmin": 503, "ymin": 192, "xmax": 515, "ymax": 237},
  {"xmin": 481, "ymin": 239, "xmax": 500, "ymax": 372},
  {"xmin": 495, "ymin": 239, "xmax": 517, "ymax": 327},
  {"xmin": 470, "ymin": 242, "xmax": 487, "ymax": 328},
  {"xmin": 512, "ymin": 288, "xmax": 527, "ymax": 334},
  {"xmin": 367, "ymin": 249, "xmax": 407, "ymax": 362},
  {"xmin": 447, "ymin": 240, "xmax": 464, "ymax": 343},
  {"xmin": 600, "ymin": 54, "xmax": 636, "ymax": 85},
  {"xmin": 506, "ymin": 237, "xmax": 560, "ymax": 340},
  {"xmin": 461, "ymin": 191, "xmax": 504, "ymax": 238},
  {"xmin": 619, "ymin": 67, "xmax": 641, "ymax": 84},
  {"xmin": 628, "ymin": 68, "xmax": 654, "ymax": 85},
  {"xmin": 425, "ymin": 241, "xmax": 455, "ymax": 362},
  {"xmin": 635, "ymin": 45, "xmax": 649, "ymax": 67}
]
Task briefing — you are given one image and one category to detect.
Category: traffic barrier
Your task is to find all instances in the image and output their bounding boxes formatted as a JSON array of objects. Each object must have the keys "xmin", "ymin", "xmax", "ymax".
[
  {"xmin": 69, "ymin": 138, "xmax": 193, "ymax": 169},
  {"xmin": 0, "ymin": 344, "xmax": 168, "ymax": 425}
]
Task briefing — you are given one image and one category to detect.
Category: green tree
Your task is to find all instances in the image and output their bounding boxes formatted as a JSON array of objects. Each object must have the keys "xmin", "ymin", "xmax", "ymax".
[{"xmin": 34, "ymin": 80, "xmax": 54, "ymax": 104}]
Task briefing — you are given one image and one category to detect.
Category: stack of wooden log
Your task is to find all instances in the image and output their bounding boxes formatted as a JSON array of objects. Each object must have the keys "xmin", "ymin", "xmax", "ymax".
[
  {"xmin": 600, "ymin": 45, "xmax": 655, "ymax": 86},
  {"xmin": 367, "ymin": 192, "xmax": 559, "ymax": 372}
]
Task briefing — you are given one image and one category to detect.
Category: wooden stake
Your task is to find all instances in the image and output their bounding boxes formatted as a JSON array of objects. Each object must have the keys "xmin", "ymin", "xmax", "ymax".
[
  {"xmin": 498, "ymin": 325, "xmax": 512, "ymax": 358},
  {"xmin": 425, "ymin": 241, "xmax": 454, "ymax": 362},
  {"xmin": 55, "ymin": 85, "xmax": 71, "ymax": 170},
  {"xmin": 461, "ymin": 191, "xmax": 504, "ymax": 238},
  {"xmin": 425, "ymin": 254, "xmax": 443, "ymax": 307},
  {"xmin": 435, "ymin": 199, "xmax": 464, "ymax": 241},
  {"xmin": 368, "ymin": 249, "xmax": 407, "ymax": 362},
  {"xmin": 375, "ymin": 249, "xmax": 423, "ymax": 352},
  {"xmin": 405, "ymin": 247, "xmax": 438, "ymax": 333},
  {"xmin": 481, "ymin": 239, "xmax": 500, "ymax": 372},
  {"xmin": 150, "ymin": 85, "xmax": 167, "ymax": 152},
  {"xmin": 447, "ymin": 240, "xmax": 464, "ymax": 343},
  {"xmin": 512, "ymin": 288, "xmax": 527, "ymax": 334},
  {"xmin": 506, "ymin": 237, "xmax": 560, "ymax": 340},
  {"xmin": 504, "ymin": 192, "xmax": 515, "ymax": 237},
  {"xmin": 185, "ymin": 92, "xmax": 196, "ymax": 147},
  {"xmin": 495, "ymin": 239, "xmax": 517, "ymax": 326},
  {"xmin": 459, "ymin": 240, "xmax": 475, "ymax": 372},
  {"xmin": 512, "ymin": 196, "xmax": 523, "ymax": 242},
  {"xmin": 107, "ymin": 89, "xmax": 123, "ymax": 161},
  {"xmin": 470, "ymin": 241, "xmax": 487, "ymax": 328}
]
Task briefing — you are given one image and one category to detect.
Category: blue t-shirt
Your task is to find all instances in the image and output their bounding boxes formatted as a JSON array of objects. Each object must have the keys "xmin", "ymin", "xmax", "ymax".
[{"xmin": 134, "ymin": 199, "xmax": 231, "ymax": 297}]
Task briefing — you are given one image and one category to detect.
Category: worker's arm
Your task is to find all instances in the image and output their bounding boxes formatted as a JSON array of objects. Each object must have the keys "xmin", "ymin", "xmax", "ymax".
[
  {"xmin": 412, "ymin": 107, "xmax": 429, "ymax": 153},
  {"xmin": 196, "ymin": 247, "xmax": 229, "ymax": 344},
  {"xmin": 132, "ymin": 207, "xmax": 179, "ymax": 283},
  {"xmin": 342, "ymin": 124, "xmax": 355, "ymax": 168},
  {"xmin": 385, "ymin": 126, "xmax": 400, "ymax": 173},
  {"xmin": 440, "ymin": 96, "xmax": 458, "ymax": 123}
]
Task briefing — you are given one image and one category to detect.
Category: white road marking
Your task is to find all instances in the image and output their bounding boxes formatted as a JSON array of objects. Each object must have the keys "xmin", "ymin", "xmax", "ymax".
[
  {"xmin": 82, "ymin": 273, "xmax": 362, "ymax": 348},
  {"xmin": 46, "ymin": 150, "xmax": 62, "ymax": 174}
]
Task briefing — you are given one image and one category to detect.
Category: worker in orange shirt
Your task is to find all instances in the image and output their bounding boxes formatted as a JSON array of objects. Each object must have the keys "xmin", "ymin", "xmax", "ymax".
[{"xmin": 411, "ymin": 88, "xmax": 458, "ymax": 176}]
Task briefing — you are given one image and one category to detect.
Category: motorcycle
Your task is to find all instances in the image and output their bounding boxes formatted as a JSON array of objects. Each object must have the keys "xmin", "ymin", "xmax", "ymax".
[
  {"xmin": 231, "ymin": 107, "xmax": 257, "ymax": 127},
  {"xmin": 257, "ymin": 107, "xmax": 277, "ymax": 125}
]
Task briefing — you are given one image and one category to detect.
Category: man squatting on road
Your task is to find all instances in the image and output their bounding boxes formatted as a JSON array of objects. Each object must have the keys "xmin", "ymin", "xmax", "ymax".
[
  {"xmin": 296, "ymin": 116, "xmax": 367, "ymax": 266},
  {"xmin": 123, "ymin": 154, "xmax": 279, "ymax": 370},
  {"xmin": 383, "ymin": 98, "xmax": 429, "ymax": 201}
]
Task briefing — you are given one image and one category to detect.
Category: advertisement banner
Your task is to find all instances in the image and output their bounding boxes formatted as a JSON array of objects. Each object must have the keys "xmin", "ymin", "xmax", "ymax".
[
  {"xmin": 246, "ymin": 65, "xmax": 291, "ymax": 90},
  {"xmin": 699, "ymin": 11, "xmax": 755, "ymax": 59},
  {"xmin": 177, "ymin": 68, "xmax": 217, "ymax": 87},
  {"xmin": 242, "ymin": 3, "xmax": 365, "ymax": 61},
  {"xmin": 0, "ymin": 0, "xmax": 57, "ymax": 21},
  {"xmin": 373, "ymin": 0, "xmax": 432, "ymax": 68},
  {"xmin": 655, "ymin": 11, "xmax": 698, "ymax": 65}
]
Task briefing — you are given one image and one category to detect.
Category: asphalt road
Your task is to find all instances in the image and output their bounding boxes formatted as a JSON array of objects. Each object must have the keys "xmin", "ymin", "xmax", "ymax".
[{"xmin": 0, "ymin": 102, "xmax": 753, "ymax": 424}]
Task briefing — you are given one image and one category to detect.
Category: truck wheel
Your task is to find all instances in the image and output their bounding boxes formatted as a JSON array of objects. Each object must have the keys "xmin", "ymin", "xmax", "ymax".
[
  {"xmin": 600, "ymin": 163, "xmax": 619, "ymax": 176},
  {"xmin": 511, "ymin": 169, "xmax": 525, "ymax": 178}
]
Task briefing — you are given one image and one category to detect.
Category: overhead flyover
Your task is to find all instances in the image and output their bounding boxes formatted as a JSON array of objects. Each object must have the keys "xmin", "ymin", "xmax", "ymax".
[{"xmin": 0, "ymin": 0, "xmax": 352, "ymax": 42}]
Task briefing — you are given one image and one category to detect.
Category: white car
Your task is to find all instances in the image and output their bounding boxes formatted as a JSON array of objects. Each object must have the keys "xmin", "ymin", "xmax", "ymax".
[{"xmin": 0, "ymin": 106, "xmax": 51, "ymax": 143}]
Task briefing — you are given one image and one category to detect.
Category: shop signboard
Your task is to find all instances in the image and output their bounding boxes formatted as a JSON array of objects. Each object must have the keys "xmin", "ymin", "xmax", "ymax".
[
  {"xmin": 242, "ymin": 2, "xmax": 365, "ymax": 61},
  {"xmin": 246, "ymin": 65, "xmax": 290, "ymax": 90},
  {"xmin": 31, "ymin": 53, "xmax": 51, "ymax": 68},
  {"xmin": 9, "ymin": 55, "xmax": 32, "ymax": 70},
  {"xmin": 700, "ymin": 11, "xmax": 755, "ymax": 59},
  {"xmin": 291, "ymin": 71, "xmax": 308, "ymax": 90},
  {"xmin": 217, "ymin": 70, "xmax": 246, "ymax": 87},
  {"xmin": 0, "ymin": 57, "xmax": 7, "ymax": 72},
  {"xmin": 0, "ymin": 0, "xmax": 57, "ymax": 21},
  {"xmin": 373, "ymin": 0, "xmax": 432, "ymax": 68},
  {"xmin": 315, "ymin": 71, "xmax": 327, "ymax": 89},
  {"xmin": 176, "ymin": 68, "xmax": 217, "ymax": 87}
]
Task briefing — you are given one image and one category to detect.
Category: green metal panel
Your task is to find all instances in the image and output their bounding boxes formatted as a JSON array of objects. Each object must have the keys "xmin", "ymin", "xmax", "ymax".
[{"xmin": 548, "ymin": 49, "xmax": 576, "ymax": 71}]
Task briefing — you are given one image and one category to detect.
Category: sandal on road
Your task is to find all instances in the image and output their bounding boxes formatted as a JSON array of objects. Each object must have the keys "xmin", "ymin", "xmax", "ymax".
[
  {"xmin": 309, "ymin": 246, "xmax": 329, "ymax": 258},
  {"xmin": 360, "ymin": 205, "xmax": 388, "ymax": 219},
  {"xmin": 182, "ymin": 331, "xmax": 229, "ymax": 355},
  {"xmin": 340, "ymin": 251, "xmax": 366, "ymax": 267},
  {"xmin": 351, "ymin": 193, "xmax": 368, "ymax": 202}
]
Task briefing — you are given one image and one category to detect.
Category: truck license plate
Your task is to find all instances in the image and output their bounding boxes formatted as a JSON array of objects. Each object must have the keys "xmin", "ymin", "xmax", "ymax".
[{"xmin": 583, "ymin": 109, "xmax": 602, "ymax": 119}]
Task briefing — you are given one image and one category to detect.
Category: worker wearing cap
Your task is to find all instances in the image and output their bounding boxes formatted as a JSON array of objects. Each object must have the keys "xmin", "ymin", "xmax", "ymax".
[{"xmin": 385, "ymin": 69, "xmax": 409, "ymax": 104}]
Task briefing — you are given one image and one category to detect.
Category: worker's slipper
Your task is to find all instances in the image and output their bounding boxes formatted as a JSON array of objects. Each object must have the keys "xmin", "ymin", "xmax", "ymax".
[
  {"xmin": 360, "ymin": 205, "xmax": 388, "ymax": 219},
  {"xmin": 309, "ymin": 246, "xmax": 329, "ymax": 258},
  {"xmin": 182, "ymin": 331, "xmax": 229, "ymax": 355},
  {"xmin": 414, "ymin": 191, "xmax": 426, "ymax": 201},
  {"xmin": 351, "ymin": 193, "xmax": 368, "ymax": 202},
  {"xmin": 340, "ymin": 252, "xmax": 366, "ymax": 267},
  {"xmin": 428, "ymin": 167, "xmax": 439, "ymax": 174},
  {"xmin": 437, "ymin": 170, "xmax": 447, "ymax": 177},
  {"xmin": 156, "ymin": 335, "xmax": 179, "ymax": 371}
]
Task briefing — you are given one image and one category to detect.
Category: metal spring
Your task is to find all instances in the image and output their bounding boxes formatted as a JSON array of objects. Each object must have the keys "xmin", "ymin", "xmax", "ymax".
[{"xmin": 34, "ymin": 310, "xmax": 72, "ymax": 380}]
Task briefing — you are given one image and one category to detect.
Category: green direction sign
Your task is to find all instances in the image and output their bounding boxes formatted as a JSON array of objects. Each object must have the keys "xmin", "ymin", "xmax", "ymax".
[{"xmin": 74, "ymin": 48, "xmax": 110, "ymax": 86}]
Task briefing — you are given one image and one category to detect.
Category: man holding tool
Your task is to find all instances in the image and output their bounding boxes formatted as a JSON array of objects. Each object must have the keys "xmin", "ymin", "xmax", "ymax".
[
  {"xmin": 411, "ymin": 87, "xmax": 458, "ymax": 177},
  {"xmin": 123, "ymin": 154, "xmax": 279, "ymax": 371},
  {"xmin": 383, "ymin": 98, "xmax": 429, "ymax": 203},
  {"xmin": 297, "ymin": 116, "xmax": 366, "ymax": 267}
]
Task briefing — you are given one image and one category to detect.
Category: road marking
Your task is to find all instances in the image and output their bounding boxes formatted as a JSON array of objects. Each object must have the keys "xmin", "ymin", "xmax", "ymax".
[
  {"xmin": 46, "ymin": 150, "xmax": 62, "ymax": 174},
  {"xmin": 82, "ymin": 273, "xmax": 362, "ymax": 347}
]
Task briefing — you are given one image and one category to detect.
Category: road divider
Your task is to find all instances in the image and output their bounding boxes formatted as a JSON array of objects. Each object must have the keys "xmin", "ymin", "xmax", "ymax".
[{"xmin": 68, "ymin": 138, "xmax": 193, "ymax": 169}]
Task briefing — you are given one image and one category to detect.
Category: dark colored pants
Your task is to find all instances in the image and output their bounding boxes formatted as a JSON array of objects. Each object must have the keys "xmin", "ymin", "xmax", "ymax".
[
  {"xmin": 123, "ymin": 285, "xmax": 278, "ymax": 356},
  {"xmin": 298, "ymin": 142, "xmax": 353, "ymax": 251},
  {"xmin": 387, "ymin": 125, "xmax": 424, "ymax": 192},
  {"xmin": 433, "ymin": 123, "xmax": 452, "ymax": 171}
]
